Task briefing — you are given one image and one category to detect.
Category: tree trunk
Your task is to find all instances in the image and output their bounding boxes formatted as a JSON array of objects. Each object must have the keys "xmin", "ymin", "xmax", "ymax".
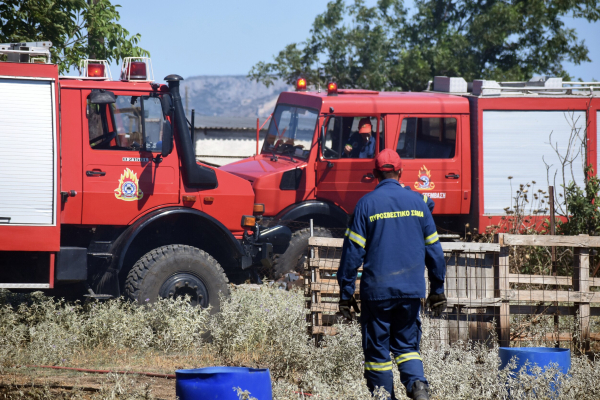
[{"xmin": 87, "ymin": 0, "xmax": 104, "ymax": 59}]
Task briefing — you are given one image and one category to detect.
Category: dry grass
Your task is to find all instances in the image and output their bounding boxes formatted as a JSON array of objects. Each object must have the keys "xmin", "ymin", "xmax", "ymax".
[{"xmin": 3, "ymin": 286, "xmax": 600, "ymax": 399}]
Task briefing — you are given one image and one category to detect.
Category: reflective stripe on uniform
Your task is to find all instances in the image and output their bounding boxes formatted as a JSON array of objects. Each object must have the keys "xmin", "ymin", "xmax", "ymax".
[
  {"xmin": 345, "ymin": 228, "xmax": 366, "ymax": 248},
  {"xmin": 423, "ymin": 195, "xmax": 427, "ymax": 202},
  {"xmin": 425, "ymin": 231, "xmax": 439, "ymax": 245},
  {"xmin": 394, "ymin": 352, "xmax": 422, "ymax": 365},
  {"xmin": 364, "ymin": 360, "xmax": 393, "ymax": 371}
]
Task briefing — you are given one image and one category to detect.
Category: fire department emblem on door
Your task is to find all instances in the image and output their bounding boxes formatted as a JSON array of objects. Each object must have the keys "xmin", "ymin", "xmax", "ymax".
[
  {"xmin": 114, "ymin": 168, "xmax": 144, "ymax": 201},
  {"xmin": 414, "ymin": 165, "xmax": 435, "ymax": 190}
]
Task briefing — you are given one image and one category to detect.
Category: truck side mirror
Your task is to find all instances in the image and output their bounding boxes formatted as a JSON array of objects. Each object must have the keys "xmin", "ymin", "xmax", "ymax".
[
  {"xmin": 161, "ymin": 120, "xmax": 173, "ymax": 157},
  {"xmin": 161, "ymin": 94, "xmax": 173, "ymax": 117},
  {"xmin": 320, "ymin": 124, "xmax": 325, "ymax": 154},
  {"xmin": 89, "ymin": 89, "xmax": 115, "ymax": 105}
]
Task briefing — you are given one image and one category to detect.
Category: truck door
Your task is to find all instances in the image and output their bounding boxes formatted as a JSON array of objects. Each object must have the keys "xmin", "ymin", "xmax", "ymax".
[
  {"xmin": 395, "ymin": 115, "xmax": 462, "ymax": 214},
  {"xmin": 316, "ymin": 115, "xmax": 383, "ymax": 213},
  {"xmin": 82, "ymin": 91, "xmax": 179, "ymax": 225}
]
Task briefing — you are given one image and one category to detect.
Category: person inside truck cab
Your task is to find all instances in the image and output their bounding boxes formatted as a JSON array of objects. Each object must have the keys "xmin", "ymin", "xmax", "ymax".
[{"xmin": 343, "ymin": 117, "xmax": 375, "ymax": 158}]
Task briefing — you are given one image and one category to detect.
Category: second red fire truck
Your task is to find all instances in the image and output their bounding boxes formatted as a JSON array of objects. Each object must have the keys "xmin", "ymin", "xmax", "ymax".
[{"xmin": 221, "ymin": 77, "xmax": 599, "ymax": 277}]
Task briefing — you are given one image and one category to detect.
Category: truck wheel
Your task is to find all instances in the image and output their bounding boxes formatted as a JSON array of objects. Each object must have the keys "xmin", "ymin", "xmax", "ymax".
[
  {"xmin": 125, "ymin": 245, "xmax": 229, "ymax": 312},
  {"xmin": 272, "ymin": 227, "xmax": 334, "ymax": 279}
]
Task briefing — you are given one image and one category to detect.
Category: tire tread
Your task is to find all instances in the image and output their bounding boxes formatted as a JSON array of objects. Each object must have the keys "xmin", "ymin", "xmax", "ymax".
[
  {"xmin": 124, "ymin": 245, "xmax": 229, "ymax": 304},
  {"xmin": 271, "ymin": 227, "xmax": 336, "ymax": 278}
]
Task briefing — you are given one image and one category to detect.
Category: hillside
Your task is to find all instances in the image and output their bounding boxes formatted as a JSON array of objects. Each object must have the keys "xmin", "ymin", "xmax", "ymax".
[{"xmin": 180, "ymin": 75, "xmax": 292, "ymax": 118}]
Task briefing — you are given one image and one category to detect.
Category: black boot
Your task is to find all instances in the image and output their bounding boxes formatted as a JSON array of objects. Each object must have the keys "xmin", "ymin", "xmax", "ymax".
[{"xmin": 408, "ymin": 381, "xmax": 429, "ymax": 400}]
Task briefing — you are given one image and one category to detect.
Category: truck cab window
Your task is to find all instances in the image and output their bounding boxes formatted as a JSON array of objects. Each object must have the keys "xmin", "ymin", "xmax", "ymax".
[
  {"xmin": 323, "ymin": 116, "xmax": 382, "ymax": 160},
  {"xmin": 88, "ymin": 95, "xmax": 166, "ymax": 152},
  {"xmin": 261, "ymin": 105, "xmax": 318, "ymax": 159},
  {"xmin": 397, "ymin": 117, "xmax": 456, "ymax": 159}
]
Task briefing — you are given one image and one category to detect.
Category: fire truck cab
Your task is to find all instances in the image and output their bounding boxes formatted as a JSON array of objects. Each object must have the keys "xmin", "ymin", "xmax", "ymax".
[
  {"xmin": 221, "ymin": 77, "xmax": 599, "ymax": 277},
  {"xmin": 0, "ymin": 42, "xmax": 290, "ymax": 310}
]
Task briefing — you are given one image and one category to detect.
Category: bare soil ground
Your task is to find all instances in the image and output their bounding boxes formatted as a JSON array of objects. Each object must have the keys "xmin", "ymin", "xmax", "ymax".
[
  {"xmin": 0, "ymin": 369, "xmax": 175, "ymax": 399},
  {"xmin": 0, "ymin": 349, "xmax": 220, "ymax": 399},
  {"xmin": 0, "ymin": 347, "xmax": 268, "ymax": 399}
]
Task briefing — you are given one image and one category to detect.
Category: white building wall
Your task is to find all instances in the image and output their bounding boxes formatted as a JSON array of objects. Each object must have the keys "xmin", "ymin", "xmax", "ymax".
[{"xmin": 195, "ymin": 129, "xmax": 267, "ymax": 166}]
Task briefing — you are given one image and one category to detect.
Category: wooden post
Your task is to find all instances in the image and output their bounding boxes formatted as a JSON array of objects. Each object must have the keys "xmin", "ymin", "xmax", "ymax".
[
  {"xmin": 549, "ymin": 186, "xmax": 560, "ymax": 346},
  {"xmin": 573, "ymin": 243, "xmax": 590, "ymax": 353},
  {"xmin": 496, "ymin": 234, "xmax": 511, "ymax": 347}
]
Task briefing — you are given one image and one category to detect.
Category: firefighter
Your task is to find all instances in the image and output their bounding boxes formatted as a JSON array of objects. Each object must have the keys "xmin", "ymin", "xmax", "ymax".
[
  {"xmin": 337, "ymin": 149, "xmax": 447, "ymax": 400},
  {"xmin": 344, "ymin": 117, "xmax": 376, "ymax": 158}
]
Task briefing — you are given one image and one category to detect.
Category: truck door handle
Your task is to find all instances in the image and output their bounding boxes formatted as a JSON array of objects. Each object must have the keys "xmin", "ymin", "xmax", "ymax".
[
  {"xmin": 445, "ymin": 173, "xmax": 460, "ymax": 179},
  {"xmin": 363, "ymin": 173, "xmax": 375, "ymax": 179},
  {"xmin": 86, "ymin": 170, "xmax": 106, "ymax": 176}
]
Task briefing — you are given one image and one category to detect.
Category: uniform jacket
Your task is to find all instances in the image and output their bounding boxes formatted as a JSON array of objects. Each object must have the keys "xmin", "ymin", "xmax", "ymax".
[
  {"xmin": 345, "ymin": 133, "xmax": 375, "ymax": 158},
  {"xmin": 337, "ymin": 179, "xmax": 446, "ymax": 301}
]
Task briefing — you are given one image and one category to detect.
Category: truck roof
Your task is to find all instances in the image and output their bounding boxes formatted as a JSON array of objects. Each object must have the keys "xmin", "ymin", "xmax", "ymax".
[
  {"xmin": 0, "ymin": 60, "xmax": 58, "ymax": 79},
  {"xmin": 58, "ymin": 78, "xmax": 167, "ymax": 92},
  {"xmin": 277, "ymin": 90, "xmax": 470, "ymax": 114}
]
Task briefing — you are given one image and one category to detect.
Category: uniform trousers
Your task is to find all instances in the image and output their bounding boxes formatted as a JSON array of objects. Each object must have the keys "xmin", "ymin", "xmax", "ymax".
[{"xmin": 361, "ymin": 298, "xmax": 426, "ymax": 399}]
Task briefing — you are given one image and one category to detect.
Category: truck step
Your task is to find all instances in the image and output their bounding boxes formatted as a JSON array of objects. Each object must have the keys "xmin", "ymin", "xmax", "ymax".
[
  {"xmin": 0, "ymin": 283, "xmax": 50, "ymax": 289},
  {"xmin": 84, "ymin": 286, "xmax": 113, "ymax": 300},
  {"xmin": 83, "ymin": 293, "xmax": 113, "ymax": 300},
  {"xmin": 87, "ymin": 252, "xmax": 114, "ymax": 259}
]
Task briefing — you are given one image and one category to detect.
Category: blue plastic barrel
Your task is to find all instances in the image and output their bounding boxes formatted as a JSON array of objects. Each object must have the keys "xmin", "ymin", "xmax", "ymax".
[
  {"xmin": 499, "ymin": 347, "xmax": 571, "ymax": 374},
  {"xmin": 176, "ymin": 367, "xmax": 272, "ymax": 400}
]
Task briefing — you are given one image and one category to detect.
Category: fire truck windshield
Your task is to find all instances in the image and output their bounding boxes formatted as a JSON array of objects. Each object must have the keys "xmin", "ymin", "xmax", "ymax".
[{"xmin": 261, "ymin": 104, "xmax": 318, "ymax": 160}]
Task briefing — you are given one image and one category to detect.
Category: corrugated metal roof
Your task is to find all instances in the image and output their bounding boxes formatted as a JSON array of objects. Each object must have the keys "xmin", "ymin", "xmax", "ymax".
[{"xmin": 194, "ymin": 116, "xmax": 269, "ymax": 130}]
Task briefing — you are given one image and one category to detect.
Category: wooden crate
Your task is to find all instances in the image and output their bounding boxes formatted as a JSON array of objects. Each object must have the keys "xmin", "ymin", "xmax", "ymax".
[
  {"xmin": 305, "ymin": 237, "xmax": 361, "ymax": 337},
  {"xmin": 305, "ymin": 237, "xmax": 501, "ymax": 346}
]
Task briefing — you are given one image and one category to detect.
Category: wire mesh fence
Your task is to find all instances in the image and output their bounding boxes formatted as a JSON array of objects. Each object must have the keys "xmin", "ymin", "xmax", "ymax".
[{"xmin": 305, "ymin": 234, "xmax": 600, "ymax": 353}]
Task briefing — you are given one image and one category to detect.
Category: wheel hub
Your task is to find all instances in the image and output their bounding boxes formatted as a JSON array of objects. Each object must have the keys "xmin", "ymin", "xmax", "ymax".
[{"xmin": 158, "ymin": 273, "xmax": 209, "ymax": 308}]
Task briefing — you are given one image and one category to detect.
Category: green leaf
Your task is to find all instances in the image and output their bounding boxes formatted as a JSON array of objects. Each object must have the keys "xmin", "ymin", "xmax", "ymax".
[
  {"xmin": 248, "ymin": 0, "xmax": 598, "ymax": 90},
  {"xmin": 0, "ymin": 0, "xmax": 149, "ymax": 74}
]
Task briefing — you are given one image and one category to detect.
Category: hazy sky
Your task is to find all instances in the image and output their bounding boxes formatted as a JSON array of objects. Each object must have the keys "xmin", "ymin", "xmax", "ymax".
[{"xmin": 105, "ymin": 0, "xmax": 598, "ymax": 84}]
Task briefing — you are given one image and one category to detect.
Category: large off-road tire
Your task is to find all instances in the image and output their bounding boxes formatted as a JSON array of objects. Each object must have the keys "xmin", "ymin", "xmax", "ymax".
[
  {"xmin": 125, "ymin": 245, "xmax": 229, "ymax": 313},
  {"xmin": 272, "ymin": 227, "xmax": 335, "ymax": 279}
]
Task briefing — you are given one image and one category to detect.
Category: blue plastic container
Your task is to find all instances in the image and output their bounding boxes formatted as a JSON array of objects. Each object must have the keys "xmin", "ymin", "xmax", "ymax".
[
  {"xmin": 176, "ymin": 367, "xmax": 272, "ymax": 400},
  {"xmin": 499, "ymin": 347, "xmax": 570, "ymax": 375}
]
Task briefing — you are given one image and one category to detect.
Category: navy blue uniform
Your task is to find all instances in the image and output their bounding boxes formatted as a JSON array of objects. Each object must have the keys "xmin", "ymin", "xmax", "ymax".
[
  {"xmin": 345, "ymin": 133, "xmax": 375, "ymax": 158},
  {"xmin": 337, "ymin": 178, "xmax": 445, "ymax": 398}
]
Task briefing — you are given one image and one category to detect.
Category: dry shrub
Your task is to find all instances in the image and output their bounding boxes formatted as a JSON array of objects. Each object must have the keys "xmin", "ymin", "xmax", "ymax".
[
  {"xmin": 4, "ymin": 286, "xmax": 600, "ymax": 399},
  {"xmin": 0, "ymin": 290, "xmax": 209, "ymax": 366},
  {"xmin": 208, "ymin": 285, "xmax": 308, "ymax": 380}
]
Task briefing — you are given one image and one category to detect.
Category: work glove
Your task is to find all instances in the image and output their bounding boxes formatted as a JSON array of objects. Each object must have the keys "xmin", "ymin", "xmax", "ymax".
[
  {"xmin": 339, "ymin": 297, "xmax": 359, "ymax": 321},
  {"xmin": 426, "ymin": 292, "xmax": 447, "ymax": 317}
]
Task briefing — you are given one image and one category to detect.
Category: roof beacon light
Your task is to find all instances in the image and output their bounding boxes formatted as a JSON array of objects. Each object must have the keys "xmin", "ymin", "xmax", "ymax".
[
  {"xmin": 327, "ymin": 82, "xmax": 338, "ymax": 96},
  {"xmin": 80, "ymin": 59, "xmax": 111, "ymax": 80},
  {"xmin": 296, "ymin": 77, "xmax": 307, "ymax": 91},
  {"xmin": 87, "ymin": 63, "xmax": 105, "ymax": 78},
  {"xmin": 120, "ymin": 57, "xmax": 154, "ymax": 82},
  {"xmin": 128, "ymin": 62, "xmax": 147, "ymax": 80}
]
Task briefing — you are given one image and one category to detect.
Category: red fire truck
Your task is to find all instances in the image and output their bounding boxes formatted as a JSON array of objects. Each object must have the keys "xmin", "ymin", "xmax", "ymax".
[
  {"xmin": 0, "ymin": 42, "xmax": 290, "ymax": 310},
  {"xmin": 221, "ymin": 77, "xmax": 599, "ymax": 277}
]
